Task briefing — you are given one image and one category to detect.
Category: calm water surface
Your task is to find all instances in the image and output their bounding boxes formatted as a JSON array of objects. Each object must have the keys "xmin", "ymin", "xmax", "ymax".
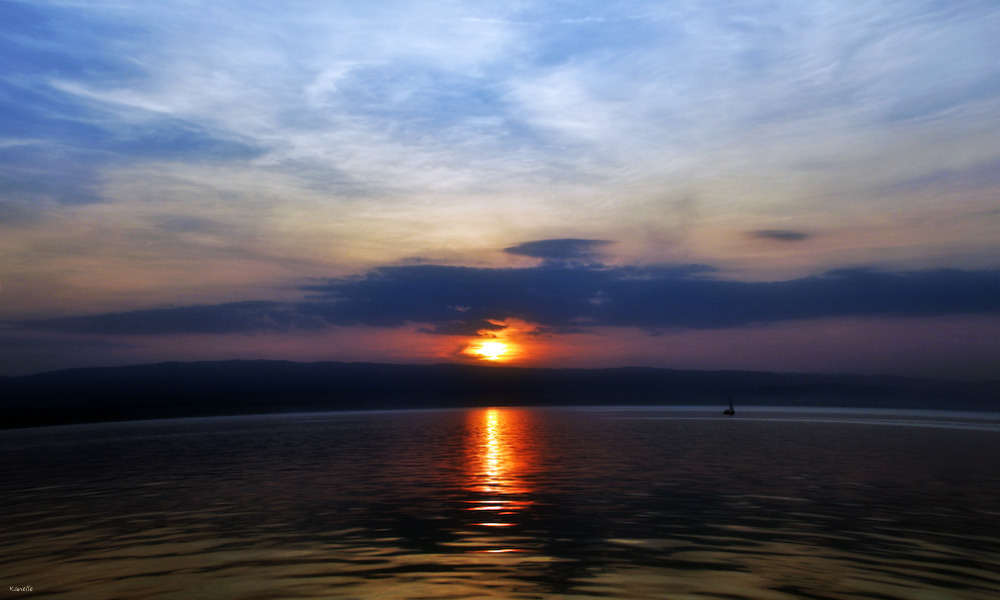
[{"xmin": 2, "ymin": 407, "xmax": 1000, "ymax": 599}]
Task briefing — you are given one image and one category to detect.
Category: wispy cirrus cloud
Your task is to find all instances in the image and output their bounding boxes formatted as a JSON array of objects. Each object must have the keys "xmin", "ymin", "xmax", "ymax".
[{"xmin": 9, "ymin": 0, "xmax": 999, "ymax": 207}]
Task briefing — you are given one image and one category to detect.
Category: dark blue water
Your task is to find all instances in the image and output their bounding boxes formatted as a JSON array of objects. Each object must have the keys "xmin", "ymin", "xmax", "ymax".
[{"xmin": 2, "ymin": 407, "xmax": 1000, "ymax": 599}]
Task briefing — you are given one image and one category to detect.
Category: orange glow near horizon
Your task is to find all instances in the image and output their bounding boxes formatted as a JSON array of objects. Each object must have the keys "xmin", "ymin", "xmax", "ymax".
[
  {"xmin": 458, "ymin": 318, "xmax": 538, "ymax": 363},
  {"xmin": 473, "ymin": 341, "xmax": 507, "ymax": 360},
  {"xmin": 462, "ymin": 338, "xmax": 517, "ymax": 362}
]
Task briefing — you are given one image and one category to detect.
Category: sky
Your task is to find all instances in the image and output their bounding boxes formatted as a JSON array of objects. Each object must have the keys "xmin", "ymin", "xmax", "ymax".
[{"xmin": 2, "ymin": 0, "xmax": 999, "ymax": 379}]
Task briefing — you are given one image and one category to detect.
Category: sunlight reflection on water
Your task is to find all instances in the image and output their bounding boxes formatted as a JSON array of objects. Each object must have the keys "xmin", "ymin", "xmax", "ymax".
[{"xmin": 2, "ymin": 407, "xmax": 1000, "ymax": 599}]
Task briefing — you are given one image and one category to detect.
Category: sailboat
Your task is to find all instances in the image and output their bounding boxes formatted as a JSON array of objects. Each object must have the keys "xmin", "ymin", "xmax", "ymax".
[{"xmin": 723, "ymin": 394, "xmax": 735, "ymax": 416}]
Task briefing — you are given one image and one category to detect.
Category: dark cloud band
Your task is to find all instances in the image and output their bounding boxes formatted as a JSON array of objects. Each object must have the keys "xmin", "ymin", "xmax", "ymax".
[
  {"xmin": 503, "ymin": 238, "xmax": 612, "ymax": 262},
  {"xmin": 751, "ymin": 229, "xmax": 811, "ymax": 242},
  {"xmin": 23, "ymin": 264, "xmax": 1000, "ymax": 336}
]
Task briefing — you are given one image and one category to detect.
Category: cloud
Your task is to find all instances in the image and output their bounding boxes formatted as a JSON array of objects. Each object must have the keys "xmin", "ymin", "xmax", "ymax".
[
  {"xmin": 0, "ymin": 143, "xmax": 106, "ymax": 206},
  {"xmin": 416, "ymin": 318, "xmax": 507, "ymax": 336},
  {"xmin": 750, "ymin": 229, "xmax": 810, "ymax": 242},
  {"xmin": 23, "ymin": 264, "xmax": 1000, "ymax": 336},
  {"xmin": 3, "ymin": 0, "xmax": 1000, "ymax": 329},
  {"xmin": 25, "ymin": 301, "xmax": 324, "ymax": 335},
  {"xmin": 503, "ymin": 238, "xmax": 612, "ymax": 262}
]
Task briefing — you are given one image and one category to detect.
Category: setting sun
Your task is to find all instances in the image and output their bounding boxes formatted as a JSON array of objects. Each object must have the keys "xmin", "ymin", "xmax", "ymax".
[
  {"xmin": 476, "ymin": 342, "xmax": 507, "ymax": 360},
  {"xmin": 457, "ymin": 319, "xmax": 537, "ymax": 363}
]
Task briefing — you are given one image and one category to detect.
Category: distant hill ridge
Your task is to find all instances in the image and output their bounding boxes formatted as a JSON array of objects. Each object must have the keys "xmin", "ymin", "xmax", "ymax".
[{"xmin": 2, "ymin": 360, "xmax": 998, "ymax": 428}]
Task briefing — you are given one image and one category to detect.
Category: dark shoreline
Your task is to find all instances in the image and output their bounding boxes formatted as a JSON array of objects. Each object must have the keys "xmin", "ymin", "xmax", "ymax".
[{"xmin": 3, "ymin": 360, "xmax": 998, "ymax": 429}]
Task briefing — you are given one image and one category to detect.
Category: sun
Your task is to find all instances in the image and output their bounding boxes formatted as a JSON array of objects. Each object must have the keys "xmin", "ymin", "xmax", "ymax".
[
  {"xmin": 476, "ymin": 341, "xmax": 508, "ymax": 361},
  {"xmin": 458, "ymin": 319, "xmax": 533, "ymax": 363}
]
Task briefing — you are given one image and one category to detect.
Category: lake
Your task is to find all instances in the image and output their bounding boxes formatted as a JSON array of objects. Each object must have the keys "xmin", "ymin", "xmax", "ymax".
[{"xmin": 2, "ymin": 407, "xmax": 1000, "ymax": 599}]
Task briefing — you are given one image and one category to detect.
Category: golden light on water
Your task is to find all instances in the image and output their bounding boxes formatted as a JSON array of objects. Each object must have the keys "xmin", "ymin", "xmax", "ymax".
[
  {"xmin": 463, "ymin": 408, "xmax": 538, "ymax": 553},
  {"xmin": 471, "ymin": 408, "xmax": 524, "ymax": 495}
]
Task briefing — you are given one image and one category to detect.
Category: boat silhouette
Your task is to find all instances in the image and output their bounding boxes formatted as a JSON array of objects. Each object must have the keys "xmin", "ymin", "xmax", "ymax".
[{"xmin": 723, "ymin": 394, "xmax": 735, "ymax": 416}]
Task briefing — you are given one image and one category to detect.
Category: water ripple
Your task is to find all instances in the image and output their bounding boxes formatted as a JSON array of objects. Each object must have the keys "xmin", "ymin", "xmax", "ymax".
[{"xmin": 2, "ymin": 408, "xmax": 999, "ymax": 599}]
